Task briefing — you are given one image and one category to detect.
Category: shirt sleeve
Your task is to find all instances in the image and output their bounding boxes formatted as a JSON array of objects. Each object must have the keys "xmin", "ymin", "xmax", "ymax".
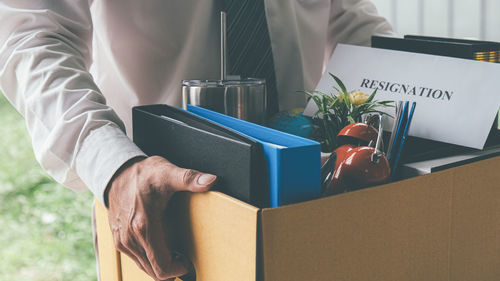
[
  {"xmin": 329, "ymin": 0, "xmax": 396, "ymax": 48},
  {"xmin": 0, "ymin": 1, "xmax": 146, "ymax": 206}
]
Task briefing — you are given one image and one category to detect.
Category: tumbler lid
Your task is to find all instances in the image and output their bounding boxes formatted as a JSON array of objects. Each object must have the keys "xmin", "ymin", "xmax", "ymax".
[{"xmin": 182, "ymin": 78, "xmax": 265, "ymax": 88}]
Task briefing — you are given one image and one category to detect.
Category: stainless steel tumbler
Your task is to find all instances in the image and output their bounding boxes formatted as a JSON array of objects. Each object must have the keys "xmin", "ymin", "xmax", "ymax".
[{"xmin": 182, "ymin": 78, "xmax": 267, "ymax": 124}]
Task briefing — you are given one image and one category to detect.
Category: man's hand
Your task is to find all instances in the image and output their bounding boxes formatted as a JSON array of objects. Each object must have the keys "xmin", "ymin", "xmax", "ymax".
[{"xmin": 106, "ymin": 156, "xmax": 217, "ymax": 281}]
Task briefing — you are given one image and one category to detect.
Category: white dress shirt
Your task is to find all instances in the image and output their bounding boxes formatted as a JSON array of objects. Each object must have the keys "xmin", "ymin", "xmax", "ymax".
[{"xmin": 0, "ymin": 0, "xmax": 393, "ymax": 205}]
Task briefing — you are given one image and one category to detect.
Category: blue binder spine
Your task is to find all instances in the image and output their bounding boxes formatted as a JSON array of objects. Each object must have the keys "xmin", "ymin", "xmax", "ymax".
[{"xmin": 187, "ymin": 105, "xmax": 321, "ymax": 208}]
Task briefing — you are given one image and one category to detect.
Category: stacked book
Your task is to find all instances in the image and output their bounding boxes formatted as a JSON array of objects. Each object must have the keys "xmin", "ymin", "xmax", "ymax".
[
  {"xmin": 372, "ymin": 35, "xmax": 500, "ymax": 63},
  {"xmin": 133, "ymin": 104, "xmax": 321, "ymax": 208}
]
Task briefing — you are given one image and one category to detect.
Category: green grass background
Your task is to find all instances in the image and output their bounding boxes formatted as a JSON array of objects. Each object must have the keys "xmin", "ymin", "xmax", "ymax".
[{"xmin": 0, "ymin": 94, "xmax": 97, "ymax": 281}]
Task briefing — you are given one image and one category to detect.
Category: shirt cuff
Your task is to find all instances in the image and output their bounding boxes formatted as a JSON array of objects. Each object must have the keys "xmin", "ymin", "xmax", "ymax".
[{"xmin": 75, "ymin": 124, "xmax": 147, "ymax": 207}]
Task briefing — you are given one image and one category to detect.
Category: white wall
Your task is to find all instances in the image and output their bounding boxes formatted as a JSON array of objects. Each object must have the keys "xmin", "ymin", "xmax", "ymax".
[{"xmin": 371, "ymin": 0, "xmax": 500, "ymax": 41}]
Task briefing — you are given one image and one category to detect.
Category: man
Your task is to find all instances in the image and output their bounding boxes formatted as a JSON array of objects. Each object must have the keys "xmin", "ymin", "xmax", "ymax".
[{"xmin": 0, "ymin": 0, "xmax": 393, "ymax": 280}]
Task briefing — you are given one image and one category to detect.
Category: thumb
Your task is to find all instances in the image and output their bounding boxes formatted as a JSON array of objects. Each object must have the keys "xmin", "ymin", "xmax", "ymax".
[{"xmin": 165, "ymin": 165, "xmax": 217, "ymax": 193}]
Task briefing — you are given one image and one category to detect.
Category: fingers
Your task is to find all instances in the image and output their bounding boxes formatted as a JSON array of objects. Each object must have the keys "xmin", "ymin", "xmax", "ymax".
[
  {"xmin": 136, "ymin": 216, "xmax": 191, "ymax": 279},
  {"xmin": 164, "ymin": 164, "xmax": 217, "ymax": 193},
  {"xmin": 114, "ymin": 220, "xmax": 189, "ymax": 281},
  {"xmin": 145, "ymin": 156, "xmax": 217, "ymax": 193},
  {"xmin": 113, "ymin": 231, "xmax": 157, "ymax": 278},
  {"xmin": 108, "ymin": 155, "xmax": 202, "ymax": 280}
]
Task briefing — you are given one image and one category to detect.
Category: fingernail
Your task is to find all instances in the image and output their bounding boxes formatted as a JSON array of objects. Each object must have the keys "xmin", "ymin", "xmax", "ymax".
[{"xmin": 197, "ymin": 174, "xmax": 216, "ymax": 186}]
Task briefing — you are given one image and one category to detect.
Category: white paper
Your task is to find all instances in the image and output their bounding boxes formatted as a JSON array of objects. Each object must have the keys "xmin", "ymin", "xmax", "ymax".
[{"xmin": 304, "ymin": 44, "xmax": 500, "ymax": 149}]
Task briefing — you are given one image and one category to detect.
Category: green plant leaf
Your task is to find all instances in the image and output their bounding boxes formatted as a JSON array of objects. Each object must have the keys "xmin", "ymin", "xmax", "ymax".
[
  {"xmin": 350, "ymin": 106, "xmax": 360, "ymax": 118},
  {"xmin": 378, "ymin": 100, "xmax": 394, "ymax": 105},
  {"xmin": 365, "ymin": 88, "xmax": 377, "ymax": 104},
  {"xmin": 329, "ymin": 97, "xmax": 340, "ymax": 111},
  {"xmin": 343, "ymin": 91, "xmax": 351, "ymax": 112},
  {"xmin": 329, "ymin": 73, "xmax": 349, "ymax": 95},
  {"xmin": 301, "ymin": 75, "xmax": 393, "ymax": 151},
  {"xmin": 309, "ymin": 90, "xmax": 330, "ymax": 97},
  {"xmin": 376, "ymin": 101, "xmax": 395, "ymax": 107},
  {"xmin": 298, "ymin": 90, "xmax": 318, "ymax": 98},
  {"xmin": 322, "ymin": 95, "xmax": 329, "ymax": 113},
  {"xmin": 353, "ymin": 103, "xmax": 368, "ymax": 113},
  {"xmin": 332, "ymin": 86, "xmax": 341, "ymax": 96}
]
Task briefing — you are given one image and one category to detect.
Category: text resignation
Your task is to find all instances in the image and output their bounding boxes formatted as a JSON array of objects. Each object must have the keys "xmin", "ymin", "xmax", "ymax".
[{"xmin": 360, "ymin": 78, "xmax": 454, "ymax": 101}]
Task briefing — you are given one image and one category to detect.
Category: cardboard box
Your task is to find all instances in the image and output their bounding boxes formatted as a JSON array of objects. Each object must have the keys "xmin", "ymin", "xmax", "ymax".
[{"xmin": 96, "ymin": 156, "xmax": 500, "ymax": 281}]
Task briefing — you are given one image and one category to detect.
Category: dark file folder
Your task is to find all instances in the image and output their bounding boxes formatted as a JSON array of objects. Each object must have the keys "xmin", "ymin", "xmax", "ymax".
[
  {"xmin": 187, "ymin": 105, "xmax": 321, "ymax": 207},
  {"xmin": 132, "ymin": 104, "xmax": 269, "ymax": 207},
  {"xmin": 403, "ymin": 35, "xmax": 500, "ymax": 63},
  {"xmin": 372, "ymin": 35, "xmax": 499, "ymax": 62}
]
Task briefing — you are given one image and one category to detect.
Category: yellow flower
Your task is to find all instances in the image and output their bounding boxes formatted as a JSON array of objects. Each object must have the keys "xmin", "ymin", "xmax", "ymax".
[{"xmin": 348, "ymin": 91, "xmax": 369, "ymax": 105}]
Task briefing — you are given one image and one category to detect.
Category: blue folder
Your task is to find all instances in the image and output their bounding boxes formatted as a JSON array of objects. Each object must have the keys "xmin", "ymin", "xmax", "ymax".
[{"xmin": 187, "ymin": 105, "xmax": 321, "ymax": 207}]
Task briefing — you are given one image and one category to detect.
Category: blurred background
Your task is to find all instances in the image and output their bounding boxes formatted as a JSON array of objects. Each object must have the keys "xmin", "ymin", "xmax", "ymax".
[
  {"xmin": 0, "ymin": 95, "xmax": 96, "ymax": 281},
  {"xmin": 0, "ymin": 1, "xmax": 498, "ymax": 281},
  {"xmin": 372, "ymin": 0, "xmax": 500, "ymax": 41}
]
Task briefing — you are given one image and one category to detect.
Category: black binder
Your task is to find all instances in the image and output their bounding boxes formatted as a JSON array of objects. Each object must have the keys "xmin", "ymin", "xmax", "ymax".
[
  {"xmin": 404, "ymin": 35, "xmax": 500, "ymax": 63},
  {"xmin": 372, "ymin": 35, "xmax": 500, "ymax": 62},
  {"xmin": 132, "ymin": 104, "xmax": 269, "ymax": 207}
]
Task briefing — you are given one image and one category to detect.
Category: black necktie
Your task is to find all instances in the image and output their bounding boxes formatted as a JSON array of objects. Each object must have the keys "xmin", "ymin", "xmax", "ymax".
[{"xmin": 225, "ymin": 0, "xmax": 279, "ymax": 116}]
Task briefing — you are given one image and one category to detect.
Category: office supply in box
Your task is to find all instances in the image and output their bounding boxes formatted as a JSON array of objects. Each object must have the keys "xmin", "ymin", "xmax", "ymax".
[
  {"xmin": 388, "ymin": 101, "xmax": 409, "ymax": 164},
  {"xmin": 372, "ymin": 35, "xmax": 500, "ymax": 62},
  {"xmin": 389, "ymin": 101, "xmax": 416, "ymax": 179},
  {"xmin": 187, "ymin": 105, "xmax": 321, "ymax": 208},
  {"xmin": 182, "ymin": 12, "xmax": 269, "ymax": 125},
  {"xmin": 320, "ymin": 152, "xmax": 336, "ymax": 195},
  {"xmin": 386, "ymin": 101, "xmax": 403, "ymax": 157},
  {"xmin": 398, "ymin": 144, "xmax": 500, "ymax": 179},
  {"xmin": 132, "ymin": 104, "xmax": 269, "ymax": 207},
  {"xmin": 403, "ymin": 35, "xmax": 500, "ymax": 63},
  {"xmin": 304, "ymin": 44, "xmax": 500, "ymax": 149},
  {"xmin": 325, "ymin": 114, "xmax": 390, "ymax": 195}
]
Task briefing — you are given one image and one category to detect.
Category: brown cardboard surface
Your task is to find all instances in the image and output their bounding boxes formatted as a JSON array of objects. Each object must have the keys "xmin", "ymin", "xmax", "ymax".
[
  {"xmin": 120, "ymin": 254, "xmax": 153, "ymax": 281},
  {"xmin": 260, "ymin": 171, "xmax": 454, "ymax": 281},
  {"xmin": 121, "ymin": 254, "xmax": 183, "ymax": 281},
  {"xmin": 117, "ymin": 253, "xmax": 184, "ymax": 281},
  {"xmin": 169, "ymin": 191, "xmax": 259, "ymax": 281},
  {"xmin": 97, "ymin": 157, "xmax": 500, "ymax": 281},
  {"xmin": 259, "ymin": 156, "xmax": 500, "ymax": 281},
  {"xmin": 95, "ymin": 199, "xmax": 122, "ymax": 281},
  {"xmin": 96, "ymin": 191, "xmax": 259, "ymax": 281},
  {"xmin": 448, "ymin": 157, "xmax": 500, "ymax": 280}
]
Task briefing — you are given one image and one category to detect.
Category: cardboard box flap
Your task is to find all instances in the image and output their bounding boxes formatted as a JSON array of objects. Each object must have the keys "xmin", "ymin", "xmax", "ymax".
[
  {"xmin": 170, "ymin": 191, "xmax": 259, "ymax": 281},
  {"xmin": 260, "ymin": 168, "xmax": 455, "ymax": 281},
  {"xmin": 97, "ymin": 190, "xmax": 260, "ymax": 281}
]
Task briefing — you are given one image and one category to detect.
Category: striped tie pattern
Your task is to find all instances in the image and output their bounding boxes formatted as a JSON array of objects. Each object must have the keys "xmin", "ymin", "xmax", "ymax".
[{"xmin": 225, "ymin": 0, "xmax": 279, "ymax": 116}]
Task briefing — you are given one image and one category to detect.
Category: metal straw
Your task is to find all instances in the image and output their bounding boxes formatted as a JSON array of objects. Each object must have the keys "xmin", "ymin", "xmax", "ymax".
[
  {"xmin": 371, "ymin": 114, "xmax": 385, "ymax": 163},
  {"xmin": 220, "ymin": 11, "xmax": 227, "ymax": 81},
  {"xmin": 387, "ymin": 101, "xmax": 403, "ymax": 156}
]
